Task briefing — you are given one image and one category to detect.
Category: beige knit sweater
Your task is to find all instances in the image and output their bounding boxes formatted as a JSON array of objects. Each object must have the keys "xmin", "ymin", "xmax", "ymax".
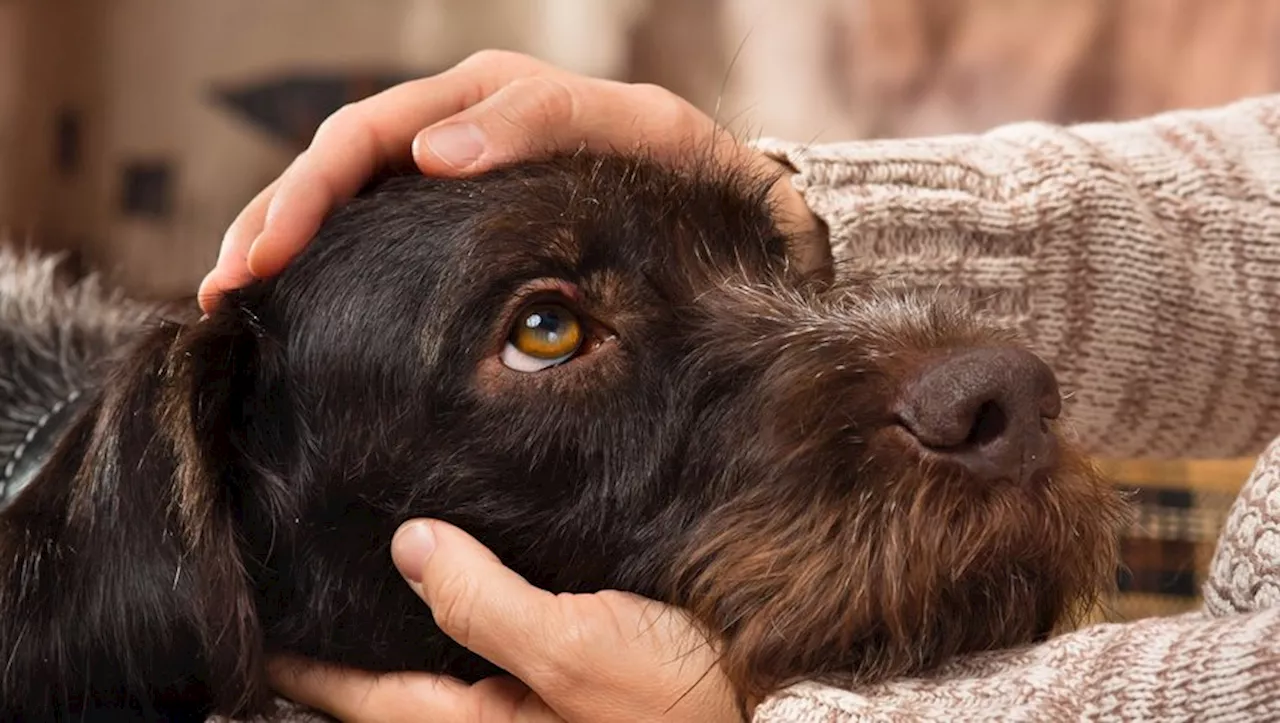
[{"xmin": 749, "ymin": 95, "xmax": 1280, "ymax": 721}]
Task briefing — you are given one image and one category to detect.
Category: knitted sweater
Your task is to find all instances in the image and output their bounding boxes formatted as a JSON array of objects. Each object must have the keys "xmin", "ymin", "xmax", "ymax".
[{"xmin": 750, "ymin": 95, "xmax": 1280, "ymax": 721}]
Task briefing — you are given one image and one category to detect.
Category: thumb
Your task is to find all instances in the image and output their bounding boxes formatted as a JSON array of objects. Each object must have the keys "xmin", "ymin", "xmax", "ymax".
[
  {"xmin": 390, "ymin": 520, "xmax": 566, "ymax": 684},
  {"xmin": 411, "ymin": 76, "xmax": 585, "ymax": 176}
]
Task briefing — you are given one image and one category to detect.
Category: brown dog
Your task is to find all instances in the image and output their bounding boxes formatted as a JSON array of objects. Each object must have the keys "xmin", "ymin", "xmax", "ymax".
[{"xmin": 0, "ymin": 152, "xmax": 1128, "ymax": 721}]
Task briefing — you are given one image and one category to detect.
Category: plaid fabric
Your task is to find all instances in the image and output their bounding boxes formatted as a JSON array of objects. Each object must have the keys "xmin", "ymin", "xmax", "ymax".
[{"xmin": 1095, "ymin": 458, "xmax": 1253, "ymax": 622}]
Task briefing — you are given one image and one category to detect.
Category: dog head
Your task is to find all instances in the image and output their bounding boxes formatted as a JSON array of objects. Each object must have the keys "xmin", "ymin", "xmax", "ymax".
[{"xmin": 1, "ymin": 152, "xmax": 1126, "ymax": 719}]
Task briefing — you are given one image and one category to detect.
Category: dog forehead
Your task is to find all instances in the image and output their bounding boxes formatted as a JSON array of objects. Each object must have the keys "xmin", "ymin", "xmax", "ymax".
[{"xmin": 451, "ymin": 157, "xmax": 786, "ymax": 286}]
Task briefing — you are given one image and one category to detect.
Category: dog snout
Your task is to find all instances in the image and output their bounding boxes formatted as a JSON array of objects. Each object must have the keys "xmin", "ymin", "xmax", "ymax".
[{"xmin": 892, "ymin": 347, "xmax": 1062, "ymax": 485}]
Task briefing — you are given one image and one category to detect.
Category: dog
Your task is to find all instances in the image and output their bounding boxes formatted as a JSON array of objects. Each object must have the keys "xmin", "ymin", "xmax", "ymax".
[{"xmin": 0, "ymin": 151, "xmax": 1128, "ymax": 721}]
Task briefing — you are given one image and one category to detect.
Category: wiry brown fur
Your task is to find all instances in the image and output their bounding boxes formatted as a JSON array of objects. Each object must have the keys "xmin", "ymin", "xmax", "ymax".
[
  {"xmin": 664, "ymin": 284, "xmax": 1126, "ymax": 702},
  {"xmin": 0, "ymin": 151, "xmax": 1128, "ymax": 721}
]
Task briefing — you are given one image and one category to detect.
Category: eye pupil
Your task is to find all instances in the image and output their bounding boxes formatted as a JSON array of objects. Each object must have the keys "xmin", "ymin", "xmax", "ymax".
[
  {"xmin": 509, "ymin": 304, "xmax": 583, "ymax": 361},
  {"xmin": 525, "ymin": 311, "xmax": 563, "ymax": 340},
  {"xmin": 525, "ymin": 312, "xmax": 552, "ymax": 331}
]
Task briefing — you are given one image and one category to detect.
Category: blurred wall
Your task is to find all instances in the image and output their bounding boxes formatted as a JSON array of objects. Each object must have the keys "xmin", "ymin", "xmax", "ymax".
[
  {"xmin": 3, "ymin": 0, "xmax": 1280, "ymax": 298},
  {"xmin": 0, "ymin": 0, "xmax": 110, "ymax": 267},
  {"xmin": 0, "ymin": 0, "xmax": 646, "ymax": 298},
  {"xmin": 658, "ymin": 0, "xmax": 1280, "ymax": 141},
  {"xmin": 0, "ymin": 2, "xmax": 26, "ymax": 229}
]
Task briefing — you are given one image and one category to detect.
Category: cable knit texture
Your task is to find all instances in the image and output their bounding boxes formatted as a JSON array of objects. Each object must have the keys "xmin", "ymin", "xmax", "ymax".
[
  {"xmin": 1204, "ymin": 438, "xmax": 1280, "ymax": 618},
  {"xmin": 748, "ymin": 95, "xmax": 1280, "ymax": 721}
]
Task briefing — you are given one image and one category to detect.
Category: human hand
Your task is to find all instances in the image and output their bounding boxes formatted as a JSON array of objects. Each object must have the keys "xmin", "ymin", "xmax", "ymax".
[
  {"xmin": 268, "ymin": 520, "xmax": 742, "ymax": 722},
  {"xmin": 200, "ymin": 50, "xmax": 827, "ymax": 312}
]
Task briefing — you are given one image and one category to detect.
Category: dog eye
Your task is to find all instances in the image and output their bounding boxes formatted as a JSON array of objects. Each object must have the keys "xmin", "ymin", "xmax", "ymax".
[{"xmin": 501, "ymin": 303, "xmax": 584, "ymax": 372}]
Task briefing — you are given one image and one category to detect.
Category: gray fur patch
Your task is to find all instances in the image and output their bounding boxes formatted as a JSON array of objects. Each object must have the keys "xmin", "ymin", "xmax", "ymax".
[{"xmin": 0, "ymin": 245, "xmax": 157, "ymax": 505}]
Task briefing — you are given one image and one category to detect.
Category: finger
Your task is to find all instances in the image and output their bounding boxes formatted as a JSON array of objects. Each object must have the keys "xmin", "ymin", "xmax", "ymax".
[
  {"xmin": 411, "ymin": 76, "xmax": 717, "ymax": 179},
  {"xmin": 470, "ymin": 677, "xmax": 565, "ymax": 723},
  {"xmin": 198, "ymin": 175, "xmax": 285, "ymax": 312},
  {"xmin": 244, "ymin": 51, "xmax": 550, "ymax": 279},
  {"xmin": 197, "ymin": 257, "xmax": 259, "ymax": 314},
  {"xmin": 268, "ymin": 654, "xmax": 477, "ymax": 722},
  {"xmin": 195, "ymin": 274, "xmax": 237, "ymax": 317},
  {"xmin": 391, "ymin": 520, "xmax": 568, "ymax": 686},
  {"xmin": 270, "ymin": 655, "xmax": 565, "ymax": 723}
]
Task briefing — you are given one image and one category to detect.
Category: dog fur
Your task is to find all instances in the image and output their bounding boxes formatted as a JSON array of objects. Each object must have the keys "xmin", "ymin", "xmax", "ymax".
[{"xmin": 0, "ymin": 153, "xmax": 1128, "ymax": 721}]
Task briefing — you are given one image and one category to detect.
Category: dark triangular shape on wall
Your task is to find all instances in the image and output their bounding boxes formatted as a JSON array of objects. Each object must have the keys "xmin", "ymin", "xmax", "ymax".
[{"xmin": 210, "ymin": 70, "xmax": 433, "ymax": 149}]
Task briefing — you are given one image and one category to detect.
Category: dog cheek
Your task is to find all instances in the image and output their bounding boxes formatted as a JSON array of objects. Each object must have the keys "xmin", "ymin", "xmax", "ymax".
[
  {"xmin": 664, "ymin": 479, "xmax": 887, "ymax": 702},
  {"xmin": 665, "ymin": 436, "xmax": 1127, "ymax": 703},
  {"xmin": 662, "ymin": 470, "xmax": 989, "ymax": 699}
]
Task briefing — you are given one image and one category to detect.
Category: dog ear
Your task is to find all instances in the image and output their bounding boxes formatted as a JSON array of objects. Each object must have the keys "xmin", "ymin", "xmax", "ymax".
[
  {"xmin": 157, "ymin": 308, "xmax": 283, "ymax": 712},
  {"xmin": 0, "ymin": 309, "xmax": 283, "ymax": 719}
]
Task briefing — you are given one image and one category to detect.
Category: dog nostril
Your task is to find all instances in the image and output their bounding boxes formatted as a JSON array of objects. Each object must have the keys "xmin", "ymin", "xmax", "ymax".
[
  {"xmin": 894, "ymin": 347, "xmax": 1061, "ymax": 485},
  {"xmin": 965, "ymin": 400, "xmax": 1008, "ymax": 448}
]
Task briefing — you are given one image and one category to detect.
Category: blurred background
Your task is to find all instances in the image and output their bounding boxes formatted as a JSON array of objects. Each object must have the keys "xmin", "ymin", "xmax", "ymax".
[{"xmin": 2, "ymin": 0, "xmax": 1279, "ymax": 620}]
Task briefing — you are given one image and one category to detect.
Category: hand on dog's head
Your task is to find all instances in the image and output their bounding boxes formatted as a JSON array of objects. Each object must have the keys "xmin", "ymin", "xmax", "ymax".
[{"xmin": 0, "ymin": 152, "xmax": 1127, "ymax": 720}]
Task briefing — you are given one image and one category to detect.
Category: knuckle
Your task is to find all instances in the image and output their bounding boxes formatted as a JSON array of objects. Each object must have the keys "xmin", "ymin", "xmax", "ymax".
[
  {"xmin": 311, "ymin": 102, "xmax": 363, "ymax": 144},
  {"xmin": 506, "ymin": 76, "xmax": 576, "ymax": 125},
  {"xmin": 459, "ymin": 48, "xmax": 536, "ymax": 73},
  {"xmin": 552, "ymin": 614, "xmax": 594, "ymax": 654},
  {"xmin": 524, "ymin": 657, "xmax": 577, "ymax": 696},
  {"xmin": 629, "ymin": 82, "xmax": 674, "ymax": 102},
  {"xmin": 469, "ymin": 679, "xmax": 535, "ymax": 723},
  {"xmin": 431, "ymin": 569, "xmax": 479, "ymax": 649},
  {"xmin": 524, "ymin": 594, "xmax": 596, "ymax": 689},
  {"xmin": 630, "ymin": 82, "xmax": 689, "ymax": 125},
  {"xmin": 452, "ymin": 50, "xmax": 550, "ymax": 113},
  {"xmin": 630, "ymin": 82, "xmax": 678, "ymax": 107}
]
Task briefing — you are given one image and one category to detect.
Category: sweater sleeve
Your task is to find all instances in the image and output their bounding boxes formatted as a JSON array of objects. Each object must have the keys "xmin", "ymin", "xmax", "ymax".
[
  {"xmin": 755, "ymin": 95, "xmax": 1280, "ymax": 461},
  {"xmin": 750, "ymin": 607, "xmax": 1280, "ymax": 723}
]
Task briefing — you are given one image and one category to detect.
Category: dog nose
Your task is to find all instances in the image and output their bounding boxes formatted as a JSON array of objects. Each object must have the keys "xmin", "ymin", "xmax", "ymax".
[{"xmin": 893, "ymin": 347, "xmax": 1062, "ymax": 485}]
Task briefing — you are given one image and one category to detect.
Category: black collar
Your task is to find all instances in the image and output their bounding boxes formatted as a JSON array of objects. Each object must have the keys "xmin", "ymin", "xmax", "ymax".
[{"xmin": 0, "ymin": 391, "xmax": 87, "ymax": 508}]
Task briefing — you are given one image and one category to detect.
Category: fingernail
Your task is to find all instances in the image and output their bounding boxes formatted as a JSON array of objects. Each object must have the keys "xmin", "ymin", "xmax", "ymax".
[
  {"xmin": 423, "ymin": 124, "xmax": 485, "ymax": 169},
  {"xmin": 391, "ymin": 520, "xmax": 437, "ymax": 584}
]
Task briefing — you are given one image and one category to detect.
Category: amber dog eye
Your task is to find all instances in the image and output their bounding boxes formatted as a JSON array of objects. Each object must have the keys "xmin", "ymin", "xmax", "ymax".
[{"xmin": 501, "ymin": 303, "xmax": 584, "ymax": 372}]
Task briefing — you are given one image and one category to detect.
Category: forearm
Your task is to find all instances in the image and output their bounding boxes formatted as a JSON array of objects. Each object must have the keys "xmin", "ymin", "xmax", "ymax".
[
  {"xmin": 757, "ymin": 95, "xmax": 1280, "ymax": 460},
  {"xmin": 753, "ymin": 606, "xmax": 1280, "ymax": 722}
]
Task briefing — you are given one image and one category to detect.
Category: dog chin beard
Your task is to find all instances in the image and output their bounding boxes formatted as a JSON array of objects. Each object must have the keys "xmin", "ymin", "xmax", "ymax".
[{"xmin": 666, "ymin": 441, "xmax": 1125, "ymax": 703}]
